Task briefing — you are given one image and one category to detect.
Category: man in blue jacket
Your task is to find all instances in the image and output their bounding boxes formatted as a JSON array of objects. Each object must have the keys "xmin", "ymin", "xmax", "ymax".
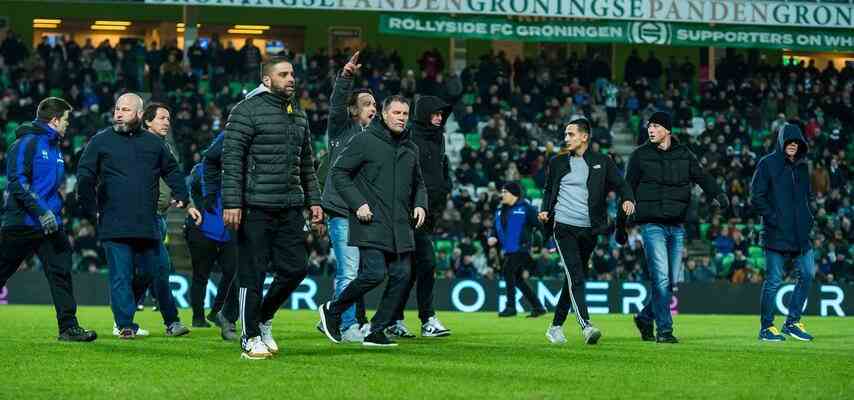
[
  {"xmin": 751, "ymin": 123, "xmax": 817, "ymax": 342},
  {"xmin": 490, "ymin": 182, "xmax": 547, "ymax": 318},
  {"xmin": 76, "ymin": 93, "xmax": 189, "ymax": 339},
  {"xmin": 0, "ymin": 97, "xmax": 97, "ymax": 342}
]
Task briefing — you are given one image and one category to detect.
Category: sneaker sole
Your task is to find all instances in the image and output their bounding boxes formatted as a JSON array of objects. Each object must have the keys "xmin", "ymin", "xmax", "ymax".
[
  {"xmin": 318, "ymin": 304, "xmax": 341, "ymax": 344},
  {"xmin": 362, "ymin": 342, "xmax": 398, "ymax": 347},
  {"xmin": 585, "ymin": 330, "xmax": 602, "ymax": 345},
  {"xmin": 759, "ymin": 337, "xmax": 786, "ymax": 342},
  {"xmin": 58, "ymin": 335, "xmax": 98, "ymax": 342},
  {"xmin": 784, "ymin": 333, "xmax": 813, "ymax": 341},
  {"xmin": 546, "ymin": 334, "xmax": 566, "ymax": 345},
  {"xmin": 166, "ymin": 329, "xmax": 191, "ymax": 337},
  {"xmin": 422, "ymin": 331, "xmax": 451, "ymax": 338},
  {"xmin": 264, "ymin": 343, "xmax": 280, "ymax": 354},
  {"xmin": 240, "ymin": 352, "xmax": 272, "ymax": 360}
]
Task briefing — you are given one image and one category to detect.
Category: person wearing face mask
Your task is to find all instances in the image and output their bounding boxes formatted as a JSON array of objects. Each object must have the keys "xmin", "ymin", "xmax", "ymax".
[
  {"xmin": 751, "ymin": 123, "xmax": 817, "ymax": 342},
  {"xmin": 316, "ymin": 51, "xmax": 376, "ymax": 343},
  {"xmin": 386, "ymin": 94, "xmax": 454, "ymax": 340},
  {"xmin": 318, "ymin": 95, "xmax": 428, "ymax": 348},
  {"xmin": 624, "ymin": 111, "xmax": 727, "ymax": 344},
  {"xmin": 76, "ymin": 93, "xmax": 189, "ymax": 340},
  {"xmin": 0, "ymin": 97, "xmax": 97, "ymax": 342},
  {"xmin": 221, "ymin": 57, "xmax": 323, "ymax": 360},
  {"xmin": 539, "ymin": 118, "xmax": 635, "ymax": 345}
]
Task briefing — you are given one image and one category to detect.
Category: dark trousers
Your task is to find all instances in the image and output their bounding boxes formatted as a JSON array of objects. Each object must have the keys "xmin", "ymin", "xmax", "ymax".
[
  {"xmin": 185, "ymin": 225, "xmax": 239, "ymax": 323},
  {"xmin": 330, "ymin": 248, "xmax": 411, "ymax": 334},
  {"xmin": 552, "ymin": 223, "xmax": 596, "ymax": 329},
  {"xmin": 237, "ymin": 207, "xmax": 308, "ymax": 339},
  {"xmin": 393, "ymin": 220, "xmax": 437, "ymax": 324},
  {"xmin": 128, "ymin": 216, "xmax": 180, "ymax": 327},
  {"xmin": 0, "ymin": 229, "xmax": 79, "ymax": 333},
  {"xmin": 503, "ymin": 252, "xmax": 545, "ymax": 313}
]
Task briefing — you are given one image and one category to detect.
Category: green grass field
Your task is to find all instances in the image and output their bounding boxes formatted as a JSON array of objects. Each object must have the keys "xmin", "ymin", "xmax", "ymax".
[{"xmin": 0, "ymin": 305, "xmax": 852, "ymax": 399}]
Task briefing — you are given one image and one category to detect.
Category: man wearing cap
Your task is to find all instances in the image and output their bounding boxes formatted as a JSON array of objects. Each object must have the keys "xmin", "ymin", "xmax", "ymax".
[
  {"xmin": 751, "ymin": 123, "xmax": 817, "ymax": 342},
  {"xmin": 489, "ymin": 182, "xmax": 547, "ymax": 318},
  {"xmin": 624, "ymin": 111, "xmax": 728, "ymax": 344}
]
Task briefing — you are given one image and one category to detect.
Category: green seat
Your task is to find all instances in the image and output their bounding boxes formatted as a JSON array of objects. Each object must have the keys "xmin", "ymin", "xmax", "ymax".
[
  {"xmin": 629, "ymin": 115, "xmax": 640, "ymax": 132},
  {"xmin": 228, "ymin": 81, "xmax": 243, "ymax": 96},
  {"xmin": 720, "ymin": 253, "xmax": 735, "ymax": 277},
  {"xmin": 49, "ymin": 88, "xmax": 63, "ymax": 98},
  {"xmin": 750, "ymin": 256, "xmax": 766, "ymax": 271},
  {"xmin": 0, "ymin": 176, "xmax": 6, "ymax": 191},
  {"xmin": 748, "ymin": 245, "xmax": 763, "ymax": 259},
  {"xmin": 435, "ymin": 240, "xmax": 455, "ymax": 254},
  {"xmin": 198, "ymin": 79, "xmax": 210, "ymax": 94},
  {"xmin": 520, "ymin": 177, "xmax": 536, "ymax": 190},
  {"xmin": 526, "ymin": 188, "xmax": 542, "ymax": 199},
  {"xmin": 465, "ymin": 133, "xmax": 481, "ymax": 150},
  {"xmin": 73, "ymin": 136, "xmax": 87, "ymax": 152},
  {"xmin": 699, "ymin": 223, "xmax": 711, "ymax": 240}
]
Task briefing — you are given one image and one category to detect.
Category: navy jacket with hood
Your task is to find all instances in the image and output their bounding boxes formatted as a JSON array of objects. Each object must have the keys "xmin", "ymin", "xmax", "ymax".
[
  {"xmin": 495, "ymin": 199, "xmax": 541, "ymax": 254},
  {"xmin": 750, "ymin": 123, "xmax": 814, "ymax": 253},
  {"xmin": 2, "ymin": 121, "xmax": 65, "ymax": 231}
]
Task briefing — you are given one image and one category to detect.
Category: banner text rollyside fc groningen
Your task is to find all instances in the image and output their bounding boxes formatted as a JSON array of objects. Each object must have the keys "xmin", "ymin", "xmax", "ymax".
[
  {"xmin": 144, "ymin": 0, "xmax": 854, "ymax": 30},
  {"xmin": 379, "ymin": 14, "xmax": 854, "ymax": 52}
]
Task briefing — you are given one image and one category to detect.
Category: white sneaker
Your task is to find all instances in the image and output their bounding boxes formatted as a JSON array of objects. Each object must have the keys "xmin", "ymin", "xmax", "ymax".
[
  {"xmin": 341, "ymin": 324, "xmax": 365, "ymax": 343},
  {"xmin": 421, "ymin": 316, "xmax": 451, "ymax": 337},
  {"xmin": 582, "ymin": 326, "xmax": 602, "ymax": 345},
  {"xmin": 360, "ymin": 323, "xmax": 371, "ymax": 338},
  {"xmin": 259, "ymin": 320, "xmax": 279, "ymax": 354},
  {"xmin": 112, "ymin": 323, "xmax": 149, "ymax": 337},
  {"xmin": 241, "ymin": 336, "xmax": 272, "ymax": 360},
  {"xmin": 546, "ymin": 326, "xmax": 567, "ymax": 344},
  {"xmin": 385, "ymin": 320, "xmax": 416, "ymax": 338}
]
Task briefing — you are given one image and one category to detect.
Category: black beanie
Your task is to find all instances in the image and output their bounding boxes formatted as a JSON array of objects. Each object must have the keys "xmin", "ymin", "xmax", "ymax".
[
  {"xmin": 648, "ymin": 111, "xmax": 672, "ymax": 133},
  {"xmin": 503, "ymin": 182, "xmax": 523, "ymax": 198}
]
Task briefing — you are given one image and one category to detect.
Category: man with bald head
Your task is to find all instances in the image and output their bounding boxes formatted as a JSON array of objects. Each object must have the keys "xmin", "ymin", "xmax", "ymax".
[{"xmin": 77, "ymin": 93, "xmax": 189, "ymax": 339}]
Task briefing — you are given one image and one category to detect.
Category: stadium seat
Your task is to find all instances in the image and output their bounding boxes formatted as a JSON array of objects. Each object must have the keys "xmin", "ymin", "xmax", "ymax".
[
  {"xmin": 465, "ymin": 133, "xmax": 480, "ymax": 150},
  {"xmin": 228, "ymin": 81, "xmax": 243, "ymax": 96},
  {"xmin": 49, "ymin": 88, "xmax": 63, "ymax": 98},
  {"xmin": 520, "ymin": 177, "xmax": 536, "ymax": 190},
  {"xmin": 748, "ymin": 246, "xmax": 763, "ymax": 259},
  {"xmin": 527, "ymin": 188, "xmax": 542, "ymax": 199},
  {"xmin": 435, "ymin": 239, "xmax": 455, "ymax": 254},
  {"xmin": 629, "ymin": 115, "xmax": 640, "ymax": 132},
  {"xmin": 0, "ymin": 176, "xmax": 6, "ymax": 191},
  {"xmin": 699, "ymin": 223, "xmax": 710, "ymax": 240},
  {"xmin": 198, "ymin": 79, "xmax": 210, "ymax": 94},
  {"xmin": 720, "ymin": 254, "xmax": 735, "ymax": 277}
]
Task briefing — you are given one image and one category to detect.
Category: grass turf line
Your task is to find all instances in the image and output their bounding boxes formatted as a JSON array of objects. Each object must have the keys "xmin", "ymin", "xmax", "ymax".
[{"xmin": 0, "ymin": 305, "xmax": 851, "ymax": 399}]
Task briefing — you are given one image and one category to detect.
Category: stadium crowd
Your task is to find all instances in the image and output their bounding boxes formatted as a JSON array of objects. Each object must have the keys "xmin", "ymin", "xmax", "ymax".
[{"xmin": 1, "ymin": 31, "xmax": 852, "ymax": 286}]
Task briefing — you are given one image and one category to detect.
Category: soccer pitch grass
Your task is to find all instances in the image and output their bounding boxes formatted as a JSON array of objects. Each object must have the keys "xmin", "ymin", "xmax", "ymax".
[{"xmin": 0, "ymin": 306, "xmax": 851, "ymax": 399}]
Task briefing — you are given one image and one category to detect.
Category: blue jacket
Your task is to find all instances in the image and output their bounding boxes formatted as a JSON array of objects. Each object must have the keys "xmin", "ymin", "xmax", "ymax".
[
  {"xmin": 189, "ymin": 162, "xmax": 229, "ymax": 243},
  {"xmin": 750, "ymin": 123, "xmax": 813, "ymax": 253},
  {"xmin": 76, "ymin": 125, "xmax": 188, "ymax": 241},
  {"xmin": 2, "ymin": 121, "xmax": 65, "ymax": 231},
  {"xmin": 495, "ymin": 199, "xmax": 541, "ymax": 254}
]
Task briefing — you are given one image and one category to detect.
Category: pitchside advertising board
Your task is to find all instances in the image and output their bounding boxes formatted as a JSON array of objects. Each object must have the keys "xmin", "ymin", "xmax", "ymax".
[{"xmin": 2, "ymin": 272, "xmax": 851, "ymax": 317}]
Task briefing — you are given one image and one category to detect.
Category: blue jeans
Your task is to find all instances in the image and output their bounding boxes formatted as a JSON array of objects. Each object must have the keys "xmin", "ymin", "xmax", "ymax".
[
  {"xmin": 760, "ymin": 248, "xmax": 815, "ymax": 329},
  {"xmin": 152, "ymin": 216, "xmax": 179, "ymax": 326},
  {"xmin": 105, "ymin": 239, "xmax": 158, "ymax": 330},
  {"xmin": 329, "ymin": 217, "xmax": 359, "ymax": 330},
  {"xmin": 637, "ymin": 224, "xmax": 685, "ymax": 335}
]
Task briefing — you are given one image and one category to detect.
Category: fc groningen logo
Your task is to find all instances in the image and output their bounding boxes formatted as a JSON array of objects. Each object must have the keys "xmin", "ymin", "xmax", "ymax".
[{"xmin": 628, "ymin": 22, "xmax": 671, "ymax": 45}]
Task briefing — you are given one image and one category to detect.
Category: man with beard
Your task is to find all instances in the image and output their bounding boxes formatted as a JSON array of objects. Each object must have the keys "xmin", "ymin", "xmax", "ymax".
[
  {"xmin": 318, "ymin": 95, "xmax": 428, "ymax": 347},
  {"xmin": 318, "ymin": 51, "xmax": 375, "ymax": 343},
  {"xmin": 1, "ymin": 97, "xmax": 97, "ymax": 342},
  {"xmin": 387, "ymin": 94, "xmax": 453, "ymax": 339},
  {"xmin": 222, "ymin": 57, "xmax": 323, "ymax": 360},
  {"xmin": 77, "ymin": 93, "xmax": 189, "ymax": 339}
]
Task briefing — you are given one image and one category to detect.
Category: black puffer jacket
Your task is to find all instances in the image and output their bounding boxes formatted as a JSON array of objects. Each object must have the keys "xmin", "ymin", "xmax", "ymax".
[
  {"xmin": 221, "ymin": 88, "xmax": 321, "ymax": 209},
  {"xmin": 331, "ymin": 118, "xmax": 428, "ymax": 254},
  {"xmin": 411, "ymin": 95, "xmax": 452, "ymax": 215},
  {"xmin": 625, "ymin": 136, "xmax": 722, "ymax": 225}
]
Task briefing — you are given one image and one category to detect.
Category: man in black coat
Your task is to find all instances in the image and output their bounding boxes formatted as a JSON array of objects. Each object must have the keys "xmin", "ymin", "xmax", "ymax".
[
  {"xmin": 319, "ymin": 95, "xmax": 428, "ymax": 347},
  {"xmin": 221, "ymin": 56, "xmax": 323, "ymax": 360},
  {"xmin": 624, "ymin": 112, "xmax": 727, "ymax": 344},
  {"xmin": 539, "ymin": 118, "xmax": 635, "ymax": 345},
  {"xmin": 76, "ymin": 93, "xmax": 189, "ymax": 339},
  {"xmin": 751, "ymin": 123, "xmax": 817, "ymax": 342},
  {"xmin": 388, "ymin": 95, "xmax": 453, "ymax": 339}
]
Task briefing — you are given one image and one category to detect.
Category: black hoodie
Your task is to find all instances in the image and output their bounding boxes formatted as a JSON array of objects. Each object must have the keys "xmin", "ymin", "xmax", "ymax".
[{"xmin": 411, "ymin": 95, "xmax": 453, "ymax": 213}]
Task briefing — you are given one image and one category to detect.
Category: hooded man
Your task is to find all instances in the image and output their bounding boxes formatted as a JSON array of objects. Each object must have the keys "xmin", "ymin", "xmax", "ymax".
[
  {"xmin": 387, "ymin": 94, "xmax": 453, "ymax": 339},
  {"xmin": 751, "ymin": 123, "xmax": 817, "ymax": 342}
]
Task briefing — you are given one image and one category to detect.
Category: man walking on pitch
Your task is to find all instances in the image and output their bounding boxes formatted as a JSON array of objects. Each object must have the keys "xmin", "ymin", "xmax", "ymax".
[
  {"xmin": 222, "ymin": 56, "xmax": 323, "ymax": 359},
  {"xmin": 0, "ymin": 97, "xmax": 97, "ymax": 342},
  {"xmin": 388, "ymin": 94, "xmax": 453, "ymax": 339},
  {"xmin": 490, "ymin": 182, "xmax": 547, "ymax": 319},
  {"xmin": 318, "ymin": 95, "xmax": 428, "ymax": 347},
  {"xmin": 77, "ymin": 93, "xmax": 189, "ymax": 339},
  {"xmin": 540, "ymin": 118, "xmax": 635, "ymax": 345},
  {"xmin": 319, "ymin": 51, "xmax": 375, "ymax": 342},
  {"xmin": 625, "ymin": 111, "xmax": 727, "ymax": 344},
  {"xmin": 751, "ymin": 123, "xmax": 817, "ymax": 342}
]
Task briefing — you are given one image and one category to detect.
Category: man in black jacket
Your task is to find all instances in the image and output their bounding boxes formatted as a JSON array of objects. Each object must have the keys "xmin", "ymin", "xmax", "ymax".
[
  {"xmin": 624, "ymin": 112, "xmax": 727, "ymax": 344},
  {"xmin": 388, "ymin": 94, "xmax": 453, "ymax": 339},
  {"xmin": 221, "ymin": 56, "xmax": 323, "ymax": 360},
  {"xmin": 318, "ymin": 95, "xmax": 428, "ymax": 347},
  {"xmin": 539, "ymin": 118, "xmax": 635, "ymax": 345},
  {"xmin": 319, "ymin": 51, "xmax": 375, "ymax": 342},
  {"xmin": 77, "ymin": 93, "xmax": 189, "ymax": 339},
  {"xmin": 1, "ymin": 97, "xmax": 97, "ymax": 342}
]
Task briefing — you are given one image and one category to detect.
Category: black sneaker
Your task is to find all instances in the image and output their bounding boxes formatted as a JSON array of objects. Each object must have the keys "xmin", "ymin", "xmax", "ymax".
[
  {"xmin": 527, "ymin": 309, "xmax": 547, "ymax": 318},
  {"xmin": 318, "ymin": 302, "xmax": 342, "ymax": 343},
  {"xmin": 634, "ymin": 315, "xmax": 655, "ymax": 342},
  {"xmin": 192, "ymin": 318, "xmax": 211, "ymax": 328},
  {"xmin": 58, "ymin": 326, "xmax": 98, "ymax": 342},
  {"xmin": 498, "ymin": 310, "xmax": 517, "ymax": 318},
  {"xmin": 363, "ymin": 330, "xmax": 398, "ymax": 347},
  {"xmin": 207, "ymin": 311, "xmax": 222, "ymax": 327},
  {"xmin": 656, "ymin": 333, "xmax": 679, "ymax": 344}
]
